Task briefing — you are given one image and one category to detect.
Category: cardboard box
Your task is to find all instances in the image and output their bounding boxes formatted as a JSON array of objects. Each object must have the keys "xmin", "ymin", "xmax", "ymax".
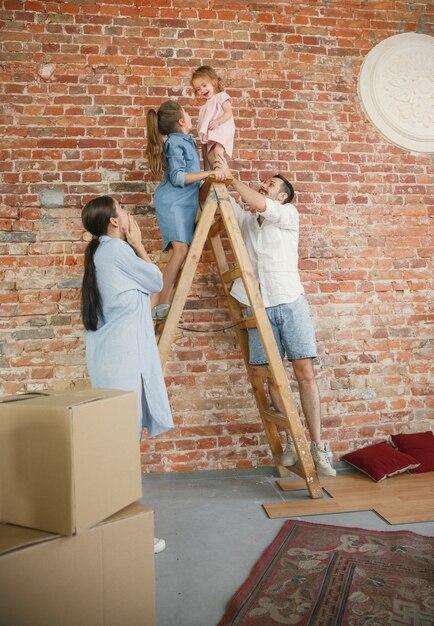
[
  {"xmin": 0, "ymin": 502, "xmax": 156, "ymax": 626},
  {"xmin": 0, "ymin": 389, "xmax": 142, "ymax": 535}
]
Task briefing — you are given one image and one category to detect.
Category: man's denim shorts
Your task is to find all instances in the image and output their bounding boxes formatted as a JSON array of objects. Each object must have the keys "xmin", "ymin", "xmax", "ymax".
[{"xmin": 246, "ymin": 295, "xmax": 317, "ymax": 364}]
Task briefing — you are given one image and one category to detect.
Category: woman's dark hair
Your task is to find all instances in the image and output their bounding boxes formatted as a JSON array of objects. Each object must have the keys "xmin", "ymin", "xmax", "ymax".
[
  {"xmin": 81, "ymin": 196, "xmax": 117, "ymax": 331},
  {"xmin": 274, "ymin": 173, "xmax": 295, "ymax": 203}
]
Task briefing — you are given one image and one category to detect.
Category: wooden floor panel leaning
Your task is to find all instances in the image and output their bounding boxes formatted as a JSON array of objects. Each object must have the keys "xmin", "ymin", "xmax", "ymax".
[{"xmin": 263, "ymin": 472, "xmax": 434, "ymax": 524}]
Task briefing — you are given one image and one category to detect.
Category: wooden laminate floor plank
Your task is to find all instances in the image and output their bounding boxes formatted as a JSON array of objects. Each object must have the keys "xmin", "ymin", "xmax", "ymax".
[{"xmin": 267, "ymin": 472, "xmax": 434, "ymax": 524}]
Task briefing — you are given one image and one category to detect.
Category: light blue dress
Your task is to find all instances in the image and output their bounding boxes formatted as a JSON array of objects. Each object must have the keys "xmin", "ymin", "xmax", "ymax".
[
  {"xmin": 154, "ymin": 132, "xmax": 201, "ymax": 251},
  {"xmin": 85, "ymin": 235, "xmax": 174, "ymax": 437}
]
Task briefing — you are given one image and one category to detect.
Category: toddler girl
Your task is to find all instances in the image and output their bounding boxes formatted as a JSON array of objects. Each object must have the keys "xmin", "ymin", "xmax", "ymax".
[
  {"xmin": 191, "ymin": 65, "xmax": 235, "ymax": 170},
  {"xmin": 146, "ymin": 100, "xmax": 224, "ymax": 319}
]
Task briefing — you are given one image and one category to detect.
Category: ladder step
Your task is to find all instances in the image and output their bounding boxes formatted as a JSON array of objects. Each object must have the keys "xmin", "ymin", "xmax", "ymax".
[
  {"xmin": 221, "ymin": 266, "xmax": 241, "ymax": 285},
  {"xmin": 242, "ymin": 317, "xmax": 256, "ymax": 329},
  {"xmin": 230, "ymin": 316, "xmax": 257, "ymax": 330},
  {"xmin": 276, "ymin": 462, "xmax": 307, "ymax": 479},
  {"xmin": 249, "ymin": 365, "xmax": 272, "ymax": 379},
  {"xmin": 209, "ymin": 217, "xmax": 224, "ymax": 238},
  {"xmin": 262, "ymin": 409, "xmax": 289, "ymax": 429}
]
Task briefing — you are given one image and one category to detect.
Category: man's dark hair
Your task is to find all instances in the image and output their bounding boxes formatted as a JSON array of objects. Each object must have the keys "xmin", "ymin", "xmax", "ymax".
[{"xmin": 274, "ymin": 173, "xmax": 294, "ymax": 203}]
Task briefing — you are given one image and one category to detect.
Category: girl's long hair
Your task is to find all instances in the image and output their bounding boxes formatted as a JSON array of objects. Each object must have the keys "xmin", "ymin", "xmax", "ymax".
[
  {"xmin": 191, "ymin": 65, "xmax": 224, "ymax": 94},
  {"xmin": 81, "ymin": 196, "xmax": 117, "ymax": 331},
  {"xmin": 146, "ymin": 100, "xmax": 183, "ymax": 179}
]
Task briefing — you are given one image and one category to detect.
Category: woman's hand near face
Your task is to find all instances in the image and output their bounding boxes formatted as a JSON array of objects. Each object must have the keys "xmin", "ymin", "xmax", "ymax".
[
  {"xmin": 123, "ymin": 214, "xmax": 152, "ymax": 262},
  {"xmin": 124, "ymin": 214, "xmax": 141, "ymax": 248}
]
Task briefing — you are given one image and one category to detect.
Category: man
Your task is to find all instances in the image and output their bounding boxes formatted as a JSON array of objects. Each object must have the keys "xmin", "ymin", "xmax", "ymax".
[{"xmin": 216, "ymin": 156, "xmax": 335, "ymax": 476}]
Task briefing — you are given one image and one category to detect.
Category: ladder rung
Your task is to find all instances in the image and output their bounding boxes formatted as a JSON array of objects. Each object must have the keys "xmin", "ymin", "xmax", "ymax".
[
  {"xmin": 209, "ymin": 217, "xmax": 224, "ymax": 238},
  {"xmin": 262, "ymin": 409, "xmax": 289, "ymax": 429},
  {"xmin": 276, "ymin": 462, "xmax": 306, "ymax": 478},
  {"xmin": 221, "ymin": 267, "xmax": 241, "ymax": 285},
  {"xmin": 249, "ymin": 365, "xmax": 272, "ymax": 379},
  {"xmin": 242, "ymin": 316, "xmax": 256, "ymax": 329},
  {"xmin": 230, "ymin": 316, "xmax": 257, "ymax": 330}
]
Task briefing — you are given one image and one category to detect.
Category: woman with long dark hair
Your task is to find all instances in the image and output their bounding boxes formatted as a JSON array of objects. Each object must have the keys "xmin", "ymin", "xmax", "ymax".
[
  {"xmin": 81, "ymin": 195, "xmax": 172, "ymax": 553},
  {"xmin": 81, "ymin": 194, "xmax": 173, "ymax": 439}
]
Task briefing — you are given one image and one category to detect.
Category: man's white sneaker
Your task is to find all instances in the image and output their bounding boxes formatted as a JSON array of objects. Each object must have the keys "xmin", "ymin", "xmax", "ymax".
[
  {"xmin": 280, "ymin": 437, "xmax": 298, "ymax": 467},
  {"xmin": 310, "ymin": 441, "xmax": 336, "ymax": 477},
  {"xmin": 154, "ymin": 537, "xmax": 166, "ymax": 554}
]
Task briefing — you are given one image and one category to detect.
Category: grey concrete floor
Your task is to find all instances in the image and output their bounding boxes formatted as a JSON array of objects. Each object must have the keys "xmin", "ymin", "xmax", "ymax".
[{"xmin": 140, "ymin": 467, "xmax": 434, "ymax": 626}]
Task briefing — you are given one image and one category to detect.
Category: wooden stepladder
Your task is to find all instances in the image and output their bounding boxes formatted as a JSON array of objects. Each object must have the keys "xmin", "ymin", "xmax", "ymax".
[{"xmin": 155, "ymin": 178, "xmax": 323, "ymax": 499}]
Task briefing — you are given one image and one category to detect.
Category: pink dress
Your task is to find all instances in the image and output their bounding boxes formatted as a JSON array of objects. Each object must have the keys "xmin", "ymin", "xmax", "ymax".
[{"xmin": 197, "ymin": 91, "xmax": 235, "ymax": 158}]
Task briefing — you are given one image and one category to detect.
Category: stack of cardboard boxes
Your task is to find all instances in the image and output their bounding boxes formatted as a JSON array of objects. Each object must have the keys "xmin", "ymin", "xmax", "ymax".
[{"xmin": 0, "ymin": 388, "xmax": 156, "ymax": 626}]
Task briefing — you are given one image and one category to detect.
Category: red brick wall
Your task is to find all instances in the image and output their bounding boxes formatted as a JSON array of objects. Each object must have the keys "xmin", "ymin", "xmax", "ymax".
[{"xmin": 1, "ymin": 0, "xmax": 433, "ymax": 472}]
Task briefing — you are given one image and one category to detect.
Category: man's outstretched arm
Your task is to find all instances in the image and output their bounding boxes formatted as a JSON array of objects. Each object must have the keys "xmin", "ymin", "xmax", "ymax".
[{"xmin": 215, "ymin": 155, "xmax": 266, "ymax": 213}]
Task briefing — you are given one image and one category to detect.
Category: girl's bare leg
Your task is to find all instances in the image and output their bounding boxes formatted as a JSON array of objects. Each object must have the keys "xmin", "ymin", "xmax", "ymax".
[
  {"xmin": 157, "ymin": 241, "xmax": 189, "ymax": 305},
  {"xmin": 207, "ymin": 144, "xmax": 225, "ymax": 170},
  {"xmin": 150, "ymin": 291, "xmax": 159, "ymax": 308},
  {"xmin": 202, "ymin": 144, "xmax": 211, "ymax": 170}
]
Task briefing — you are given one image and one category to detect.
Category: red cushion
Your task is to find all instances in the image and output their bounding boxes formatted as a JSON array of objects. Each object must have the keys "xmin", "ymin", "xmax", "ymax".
[
  {"xmin": 390, "ymin": 431, "xmax": 434, "ymax": 473},
  {"xmin": 341, "ymin": 441, "xmax": 420, "ymax": 481}
]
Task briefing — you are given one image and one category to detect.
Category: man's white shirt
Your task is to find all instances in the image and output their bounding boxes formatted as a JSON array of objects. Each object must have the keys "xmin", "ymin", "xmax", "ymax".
[{"xmin": 229, "ymin": 196, "xmax": 304, "ymax": 307}]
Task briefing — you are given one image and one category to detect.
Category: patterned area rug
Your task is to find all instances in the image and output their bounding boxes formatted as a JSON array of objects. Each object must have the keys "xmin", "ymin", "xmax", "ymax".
[{"xmin": 217, "ymin": 521, "xmax": 434, "ymax": 626}]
